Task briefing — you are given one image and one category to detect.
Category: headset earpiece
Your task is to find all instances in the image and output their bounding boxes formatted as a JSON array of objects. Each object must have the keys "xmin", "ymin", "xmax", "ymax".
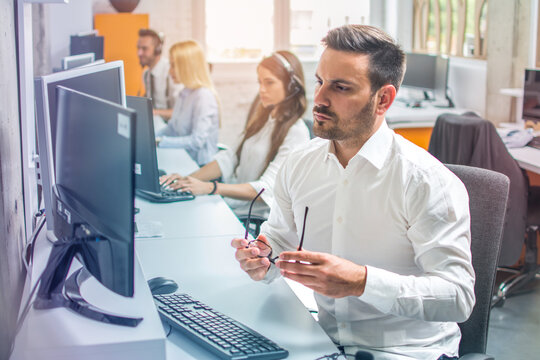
[
  {"xmin": 154, "ymin": 32, "xmax": 164, "ymax": 56},
  {"xmin": 273, "ymin": 52, "xmax": 304, "ymax": 97}
]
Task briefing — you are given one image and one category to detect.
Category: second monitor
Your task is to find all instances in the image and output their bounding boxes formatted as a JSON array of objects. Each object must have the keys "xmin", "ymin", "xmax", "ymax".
[{"xmin": 126, "ymin": 96, "xmax": 194, "ymax": 203}]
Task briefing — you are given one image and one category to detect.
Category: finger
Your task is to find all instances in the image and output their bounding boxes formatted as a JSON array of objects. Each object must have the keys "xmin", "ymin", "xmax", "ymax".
[
  {"xmin": 275, "ymin": 259, "xmax": 318, "ymax": 276},
  {"xmin": 235, "ymin": 247, "xmax": 260, "ymax": 262},
  {"xmin": 241, "ymin": 257, "xmax": 270, "ymax": 271},
  {"xmin": 279, "ymin": 250, "xmax": 325, "ymax": 264},
  {"xmin": 231, "ymin": 238, "xmax": 248, "ymax": 249},
  {"xmin": 280, "ymin": 270, "xmax": 319, "ymax": 287}
]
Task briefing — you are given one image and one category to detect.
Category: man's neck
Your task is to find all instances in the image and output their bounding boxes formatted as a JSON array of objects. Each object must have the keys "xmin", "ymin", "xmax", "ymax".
[
  {"xmin": 148, "ymin": 55, "xmax": 161, "ymax": 70},
  {"xmin": 332, "ymin": 117, "xmax": 384, "ymax": 168}
]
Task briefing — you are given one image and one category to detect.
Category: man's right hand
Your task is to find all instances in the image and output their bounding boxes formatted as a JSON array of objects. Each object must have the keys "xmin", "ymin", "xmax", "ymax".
[{"xmin": 231, "ymin": 235, "xmax": 272, "ymax": 281}]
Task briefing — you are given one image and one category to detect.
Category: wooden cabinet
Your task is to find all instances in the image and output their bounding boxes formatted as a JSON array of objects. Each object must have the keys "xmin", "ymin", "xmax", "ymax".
[{"xmin": 94, "ymin": 14, "xmax": 148, "ymax": 96}]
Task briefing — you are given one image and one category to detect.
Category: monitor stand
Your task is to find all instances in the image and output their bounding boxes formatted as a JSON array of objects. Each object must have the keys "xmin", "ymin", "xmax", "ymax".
[{"xmin": 33, "ymin": 237, "xmax": 142, "ymax": 327}]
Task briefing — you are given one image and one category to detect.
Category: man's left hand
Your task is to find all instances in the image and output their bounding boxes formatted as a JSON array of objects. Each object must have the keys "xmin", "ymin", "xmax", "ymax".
[{"xmin": 276, "ymin": 250, "xmax": 367, "ymax": 298}]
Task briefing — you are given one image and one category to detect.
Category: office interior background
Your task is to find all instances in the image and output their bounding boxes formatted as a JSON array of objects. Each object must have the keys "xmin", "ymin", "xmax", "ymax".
[{"xmin": 0, "ymin": 0, "xmax": 539, "ymax": 359}]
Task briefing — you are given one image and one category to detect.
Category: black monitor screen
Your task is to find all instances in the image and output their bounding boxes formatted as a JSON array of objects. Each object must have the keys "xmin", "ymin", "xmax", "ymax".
[
  {"xmin": 54, "ymin": 86, "xmax": 135, "ymax": 296},
  {"xmin": 127, "ymin": 96, "xmax": 161, "ymax": 194},
  {"xmin": 522, "ymin": 69, "xmax": 540, "ymax": 122},
  {"xmin": 402, "ymin": 52, "xmax": 449, "ymax": 101},
  {"xmin": 34, "ymin": 61, "xmax": 125, "ymax": 231},
  {"xmin": 43, "ymin": 66, "xmax": 124, "ymax": 163},
  {"xmin": 71, "ymin": 34, "xmax": 104, "ymax": 60}
]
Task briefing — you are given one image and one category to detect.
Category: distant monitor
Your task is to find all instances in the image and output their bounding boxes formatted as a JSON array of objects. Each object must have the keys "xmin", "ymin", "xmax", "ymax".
[
  {"xmin": 401, "ymin": 52, "xmax": 452, "ymax": 106},
  {"xmin": 126, "ymin": 96, "xmax": 195, "ymax": 203},
  {"xmin": 127, "ymin": 96, "xmax": 161, "ymax": 194},
  {"xmin": 522, "ymin": 68, "xmax": 540, "ymax": 122},
  {"xmin": 34, "ymin": 86, "xmax": 140, "ymax": 326},
  {"xmin": 70, "ymin": 33, "xmax": 104, "ymax": 60},
  {"xmin": 34, "ymin": 61, "xmax": 126, "ymax": 230},
  {"xmin": 61, "ymin": 52, "xmax": 95, "ymax": 70}
]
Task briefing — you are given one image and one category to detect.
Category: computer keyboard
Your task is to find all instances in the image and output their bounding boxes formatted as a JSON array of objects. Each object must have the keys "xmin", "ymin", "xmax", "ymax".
[
  {"xmin": 153, "ymin": 293, "xmax": 289, "ymax": 360},
  {"xmin": 528, "ymin": 136, "xmax": 540, "ymax": 150},
  {"xmin": 136, "ymin": 187, "xmax": 195, "ymax": 203}
]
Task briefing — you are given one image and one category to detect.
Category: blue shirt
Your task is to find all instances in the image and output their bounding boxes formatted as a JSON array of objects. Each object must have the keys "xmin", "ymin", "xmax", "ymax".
[{"xmin": 157, "ymin": 87, "xmax": 219, "ymax": 165}]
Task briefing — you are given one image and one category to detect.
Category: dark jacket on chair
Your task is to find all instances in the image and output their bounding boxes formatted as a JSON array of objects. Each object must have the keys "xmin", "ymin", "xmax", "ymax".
[{"xmin": 428, "ymin": 112, "xmax": 528, "ymax": 266}]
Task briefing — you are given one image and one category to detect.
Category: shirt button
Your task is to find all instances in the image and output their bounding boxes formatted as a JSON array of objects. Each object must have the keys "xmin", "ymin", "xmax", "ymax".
[
  {"xmin": 343, "ymin": 179, "xmax": 349, "ymax": 185},
  {"xmin": 339, "ymin": 322, "xmax": 346, "ymax": 329},
  {"xmin": 336, "ymin": 216, "xmax": 343, "ymax": 224}
]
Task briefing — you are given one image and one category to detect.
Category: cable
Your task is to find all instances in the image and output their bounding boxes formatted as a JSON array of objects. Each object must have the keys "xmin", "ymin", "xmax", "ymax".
[{"xmin": 23, "ymin": 212, "xmax": 46, "ymax": 272}]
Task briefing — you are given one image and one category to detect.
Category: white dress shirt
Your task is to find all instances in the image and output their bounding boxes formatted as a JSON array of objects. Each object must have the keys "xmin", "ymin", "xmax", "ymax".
[
  {"xmin": 214, "ymin": 117, "xmax": 310, "ymax": 218},
  {"xmin": 261, "ymin": 121, "xmax": 475, "ymax": 360},
  {"xmin": 157, "ymin": 87, "xmax": 219, "ymax": 165},
  {"xmin": 142, "ymin": 57, "xmax": 183, "ymax": 109}
]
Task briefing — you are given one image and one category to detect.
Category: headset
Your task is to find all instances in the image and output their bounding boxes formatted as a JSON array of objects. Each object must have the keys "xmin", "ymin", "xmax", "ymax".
[
  {"xmin": 272, "ymin": 52, "xmax": 304, "ymax": 98},
  {"xmin": 154, "ymin": 32, "xmax": 164, "ymax": 55}
]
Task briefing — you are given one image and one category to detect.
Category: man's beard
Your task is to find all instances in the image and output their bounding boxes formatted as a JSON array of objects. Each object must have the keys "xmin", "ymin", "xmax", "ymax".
[{"xmin": 312, "ymin": 96, "xmax": 376, "ymax": 141}]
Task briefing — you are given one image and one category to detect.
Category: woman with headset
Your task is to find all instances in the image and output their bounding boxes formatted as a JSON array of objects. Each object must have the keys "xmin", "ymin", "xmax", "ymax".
[
  {"xmin": 156, "ymin": 40, "xmax": 220, "ymax": 166},
  {"xmin": 160, "ymin": 50, "xmax": 310, "ymax": 218}
]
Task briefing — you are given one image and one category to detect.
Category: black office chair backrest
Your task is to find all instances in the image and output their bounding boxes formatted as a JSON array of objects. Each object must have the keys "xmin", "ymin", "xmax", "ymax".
[
  {"xmin": 446, "ymin": 164, "xmax": 509, "ymax": 356},
  {"xmin": 429, "ymin": 113, "xmax": 528, "ymax": 266}
]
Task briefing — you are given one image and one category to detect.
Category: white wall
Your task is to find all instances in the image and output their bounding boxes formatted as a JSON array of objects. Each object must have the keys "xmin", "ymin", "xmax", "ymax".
[{"xmin": 46, "ymin": 1, "xmax": 93, "ymax": 71}]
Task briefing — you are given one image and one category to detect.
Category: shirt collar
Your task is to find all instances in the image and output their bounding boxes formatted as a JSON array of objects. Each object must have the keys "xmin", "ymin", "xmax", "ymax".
[{"xmin": 323, "ymin": 120, "xmax": 393, "ymax": 170}]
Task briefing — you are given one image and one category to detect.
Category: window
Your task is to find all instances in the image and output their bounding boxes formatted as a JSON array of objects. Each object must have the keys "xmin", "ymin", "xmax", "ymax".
[
  {"xmin": 290, "ymin": 0, "xmax": 369, "ymax": 60},
  {"xmin": 204, "ymin": 0, "xmax": 370, "ymax": 62},
  {"xmin": 205, "ymin": 0, "xmax": 274, "ymax": 61}
]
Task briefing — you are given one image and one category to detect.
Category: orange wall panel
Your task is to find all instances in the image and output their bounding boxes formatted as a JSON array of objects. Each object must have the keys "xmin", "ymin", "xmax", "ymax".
[
  {"xmin": 394, "ymin": 127, "xmax": 433, "ymax": 150},
  {"xmin": 94, "ymin": 14, "xmax": 148, "ymax": 96}
]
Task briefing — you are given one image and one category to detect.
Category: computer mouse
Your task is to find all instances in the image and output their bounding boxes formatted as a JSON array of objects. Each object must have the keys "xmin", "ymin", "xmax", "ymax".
[{"xmin": 147, "ymin": 276, "xmax": 179, "ymax": 295}]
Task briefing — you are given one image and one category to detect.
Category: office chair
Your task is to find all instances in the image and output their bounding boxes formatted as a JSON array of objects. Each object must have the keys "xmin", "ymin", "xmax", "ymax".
[
  {"xmin": 303, "ymin": 118, "xmax": 315, "ymax": 139},
  {"xmin": 237, "ymin": 214, "xmax": 266, "ymax": 238},
  {"xmin": 446, "ymin": 164, "xmax": 509, "ymax": 359},
  {"xmin": 429, "ymin": 112, "xmax": 540, "ymax": 306}
]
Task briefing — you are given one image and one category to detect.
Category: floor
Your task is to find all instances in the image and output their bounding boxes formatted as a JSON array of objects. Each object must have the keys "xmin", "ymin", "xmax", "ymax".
[{"xmin": 487, "ymin": 276, "xmax": 540, "ymax": 359}]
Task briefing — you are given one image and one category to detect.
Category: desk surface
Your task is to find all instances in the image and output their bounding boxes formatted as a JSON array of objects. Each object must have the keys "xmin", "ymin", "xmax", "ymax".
[
  {"xmin": 386, "ymin": 102, "xmax": 469, "ymax": 128},
  {"xmin": 13, "ymin": 148, "xmax": 339, "ymax": 360}
]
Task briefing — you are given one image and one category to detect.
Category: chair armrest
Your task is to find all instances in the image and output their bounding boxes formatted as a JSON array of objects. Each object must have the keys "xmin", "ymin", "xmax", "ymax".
[{"xmin": 459, "ymin": 353, "xmax": 495, "ymax": 360}]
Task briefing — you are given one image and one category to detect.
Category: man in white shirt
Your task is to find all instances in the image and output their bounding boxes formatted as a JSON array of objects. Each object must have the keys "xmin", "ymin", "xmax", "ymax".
[
  {"xmin": 231, "ymin": 25, "xmax": 475, "ymax": 360},
  {"xmin": 137, "ymin": 28, "xmax": 181, "ymax": 120}
]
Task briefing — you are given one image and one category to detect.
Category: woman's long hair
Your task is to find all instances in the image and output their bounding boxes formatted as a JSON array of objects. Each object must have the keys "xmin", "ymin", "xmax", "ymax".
[
  {"xmin": 169, "ymin": 40, "xmax": 220, "ymax": 123},
  {"xmin": 235, "ymin": 50, "xmax": 307, "ymax": 175}
]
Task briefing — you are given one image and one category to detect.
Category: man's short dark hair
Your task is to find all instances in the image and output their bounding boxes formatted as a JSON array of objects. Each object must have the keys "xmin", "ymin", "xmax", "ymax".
[
  {"xmin": 322, "ymin": 25, "xmax": 405, "ymax": 93},
  {"xmin": 138, "ymin": 28, "xmax": 163, "ymax": 51}
]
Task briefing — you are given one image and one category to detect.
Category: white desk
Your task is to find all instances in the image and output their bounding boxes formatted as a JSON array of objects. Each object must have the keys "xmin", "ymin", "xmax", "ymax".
[
  {"xmin": 386, "ymin": 102, "xmax": 469, "ymax": 129},
  {"xmin": 12, "ymin": 148, "xmax": 339, "ymax": 360},
  {"xmin": 497, "ymin": 125, "xmax": 540, "ymax": 175}
]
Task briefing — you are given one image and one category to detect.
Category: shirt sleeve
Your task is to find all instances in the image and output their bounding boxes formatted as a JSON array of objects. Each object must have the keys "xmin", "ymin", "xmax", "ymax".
[
  {"xmin": 259, "ymin": 156, "xmax": 302, "ymax": 283},
  {"xmin": 158, "ymin": 88, "xmax": 218, "ymax": 151},
  {"xmin": 249, "ymin": 119, "xmax": 310, "ymax": 206},
  {"xmin": 214, "ymin": 147, "xmax": 239, "ymax": 182},
  {"xmin": 360, "ymin": 167, "xmax": 476, "ymax": 323}
]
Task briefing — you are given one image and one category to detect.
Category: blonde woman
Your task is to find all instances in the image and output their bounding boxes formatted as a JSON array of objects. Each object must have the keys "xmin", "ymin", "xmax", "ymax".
[
  {"xmin": 156, "ymin": 40, "xmax": 219, "ymax": 165},
  {"xmin": 161, "ymin": 51, "xmax": 310, "ymax": 218}
]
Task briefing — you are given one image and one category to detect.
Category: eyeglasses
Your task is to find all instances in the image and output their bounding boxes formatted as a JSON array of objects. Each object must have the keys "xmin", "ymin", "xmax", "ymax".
[{"xmin": 245, "ymin": 189, "xmax": 309, "ymax": 264}]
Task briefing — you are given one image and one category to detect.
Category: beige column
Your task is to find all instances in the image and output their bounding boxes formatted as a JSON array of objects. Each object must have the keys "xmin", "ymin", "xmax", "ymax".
[{"xmin": 486, "ymin": 0, "xmax": 531, "ymax": 124}]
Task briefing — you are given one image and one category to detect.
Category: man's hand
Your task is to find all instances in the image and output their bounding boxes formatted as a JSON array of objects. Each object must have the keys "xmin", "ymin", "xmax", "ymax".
[
  {"xmin": 231, "ymin": 235, "xmax": 272, "ymax": 281},
  {"xmin": 276, "ymin": 250, "xmax": 367, "ymax": 298}
]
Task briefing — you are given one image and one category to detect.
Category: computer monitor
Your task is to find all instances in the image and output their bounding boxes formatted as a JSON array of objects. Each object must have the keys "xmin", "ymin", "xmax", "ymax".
[
  {"xmin": 126, "ymin": 96, "xmax": 162, "ymax": 194},
  {"xmin": 522, "ymin": 68, "xmax": 540, "ymax": 122},
  {"xmin": 34, "ymin": 61, "xmax": 126, "ymax": 230},
  {"xmin": 34, "ymin": 86, "xmax": 140, "ymax": 326},
  {"xmin": 70, "ymin": 33, "xmax": 104, "ymax": 60},
  {"xmin": 61, "ymin": 52, "xmax": 95, "ymax": 70},
  {"xmin": 401, "ymin": 52, "xmax": 452, "ymax": 106}
]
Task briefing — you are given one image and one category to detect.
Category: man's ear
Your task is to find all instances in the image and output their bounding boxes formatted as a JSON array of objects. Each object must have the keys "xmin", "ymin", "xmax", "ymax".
[{"xmin": 374, "ymin": 84, "xmax": 396, "ymax": 116}]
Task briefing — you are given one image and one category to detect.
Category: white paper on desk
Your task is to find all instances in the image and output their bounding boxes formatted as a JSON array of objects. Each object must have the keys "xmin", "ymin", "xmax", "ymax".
[{"xmin": 135, "ymin": 221, "xmax": 164, "ymax": 238}]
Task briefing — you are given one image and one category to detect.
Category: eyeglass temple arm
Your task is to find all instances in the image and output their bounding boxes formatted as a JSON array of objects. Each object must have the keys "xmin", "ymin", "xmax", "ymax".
[
  {"xmin": 297, "ymin": 206, "xmax": 309, "ymax": 251},
  {"xmin": 244, "ymin": 188, "xmax": 265, "ymax": 239}
]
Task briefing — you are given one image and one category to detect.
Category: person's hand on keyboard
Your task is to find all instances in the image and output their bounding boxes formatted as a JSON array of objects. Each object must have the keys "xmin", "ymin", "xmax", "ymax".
[
  {"xmin": 163, "ymin": 174, "xmax": 216, "ymax": 195},
  {"xmin": 159, "ymin": 173, "xmax": 185, "ymax": 190},
  {"xmin": 231, "ymin": 235, "xmax": 272, "ymax": 281}
]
